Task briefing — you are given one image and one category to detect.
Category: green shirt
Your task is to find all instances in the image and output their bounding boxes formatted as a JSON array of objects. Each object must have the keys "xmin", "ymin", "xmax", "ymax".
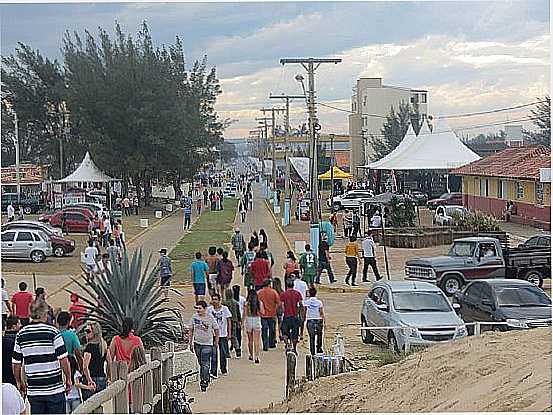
[
  {"xmin": 60, "ymin": 328, "xmax": 81, "ymax": 356},
  {"xmin": 299, "ymin": 251, "xmax": 318, "ymax": 276}
]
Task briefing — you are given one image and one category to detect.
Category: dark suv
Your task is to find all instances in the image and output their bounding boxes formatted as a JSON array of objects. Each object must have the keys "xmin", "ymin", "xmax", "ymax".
[{"xmin": 1, "ymin": 193, "xmax": 44, "ymax": 214}]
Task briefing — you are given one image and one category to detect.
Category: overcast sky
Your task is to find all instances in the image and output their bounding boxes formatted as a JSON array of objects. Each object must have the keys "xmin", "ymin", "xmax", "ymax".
[{"xmin": 1, "ymin": 0, "xmax": 550, "ymax": 139}]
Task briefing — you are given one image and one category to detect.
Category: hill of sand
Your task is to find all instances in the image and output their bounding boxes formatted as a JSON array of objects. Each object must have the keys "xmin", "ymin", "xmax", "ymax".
[{"xmin": 266, "ymin": 328, "xmax": 552, "ymax": 413}]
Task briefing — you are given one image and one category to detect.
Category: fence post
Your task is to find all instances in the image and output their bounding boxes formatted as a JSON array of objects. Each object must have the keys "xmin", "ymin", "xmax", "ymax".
[
  {"xmin": 285, "ymin": 351, "xmax": 297, "ymax": 400},
  {"xmin": 165, "ymin": 341, "xmax": 175, "ymax": 379},
  {"xmin": 161, "ymin": 347, "xmax": 170, "ymax": 413},
  {"xmin": 474, "ymin": 322, "xmax": 481, "ymax": 336},
  {"xmin": 305, "ymin": 354, "xmax": 313, "ymax": 381},
  {"xmin": 143, "ymin": 369, "xmax": 154, "ymax": 414},
  {"xmin": 131, "ymin": 374, "xmax": 143, "ymax": 414},
  {"xmin": 113, "ymin": 362, "xmax": 129, "ymax": 414},
  {"xmin": 151, "ymin": 347, "xmax": 163, "ymax": 414}
]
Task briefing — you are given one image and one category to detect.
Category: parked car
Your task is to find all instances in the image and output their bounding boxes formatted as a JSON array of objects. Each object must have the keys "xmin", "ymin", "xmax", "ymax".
[
  {"xmin": 40, "ymin": 207, "xmax": 96, "ymax": 223},
  {"xmin": 453, "ymin": 279, "xmax": 552, "ymax": 333},
  {"xmin": 433, "ymin": 205, "xmax": 469, "ymax": 226},
  {"xmin": 405, "ymin": 236, "xmax": 552, "ymax": 295},
  {"xmin": 519, "ymin": 234, "xmax": 551, "ymax": 249},
  {"xmin": 361, "ymin": 280, "xmax": 467, "ymax": 353},
  {"xmin": 1, "ymin": 193, "xmax": 44, "ymax": 214},
  {"xmin": 426, "ymin": 192, "xmax": 463, "ymax": 210},
  {"xmin": 46, "ymin": 211, "xmax": 96, "ymax": 233},
  {"xmin": 1, "ymin": 229, "xmax": 53, "ymax": 262},
  {"xmin": 1, "ymin": 221, "xmax": 75, "ymax": 257},
  {"xmin": 64, "ymin": 202, "xmax": 109, "ymax": 219},
  {"xmin": 1, "ymin": 220, "xmax": 63, "ymax": 236},
  {"xmin": 327, "ymin": 189, "xmax": 374, "ymax": 210}
]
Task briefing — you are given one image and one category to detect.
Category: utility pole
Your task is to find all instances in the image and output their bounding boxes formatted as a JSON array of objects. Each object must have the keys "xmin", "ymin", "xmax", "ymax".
[
  {"xmin": 269, "ymin": 94, "xmax": 304, "ymax": 225},
  {"xmin": 13, "ymin": 111, "xmax": 21, "ymax": 204},
  {"xmin": 261, "ymin": 107, "xmax": 285, "ymax": 212},
  {"xmin": 280, "ymin": 57, "xmax": 341, "ymax": 254},
  {"xmin": 330, "ymin": 133, "xmax": 335, "ymax": 212},
  {"xmin": 256, "ymin": 116, "xmax": 272, "ymax": 198}
]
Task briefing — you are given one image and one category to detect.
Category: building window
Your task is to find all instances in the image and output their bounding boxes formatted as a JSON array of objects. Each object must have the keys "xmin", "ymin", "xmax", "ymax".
[
  {"xmin": 498, "ymin": 180, "xmax": 503, "ymax": 199},
  {"xmin": 363, "ymin": 96, "xmax": 367, "ymax": 107},
  {"xmin": 362, "ymin": 116, "xmax": 368, "ymax": 127},
  {"xmin": 479, "ymin": 178, "xmax": 488, "ymax": 197},
  {"xmin": 516, "ymin": 182, "xmax": 524, "ymax": 199},
  {"xmin": 421, "ymin": 93, "xmax": 427, "ymax": 104},
  {"xmin": 535, "ymin": 182, "xmax": 544, "ymax": 206}
]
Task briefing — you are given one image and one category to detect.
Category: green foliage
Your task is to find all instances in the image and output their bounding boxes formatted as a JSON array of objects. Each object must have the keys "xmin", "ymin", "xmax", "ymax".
[
  {"xmin": 70, "ymin": 249, "xmax": 182, "ymax": 347},
  {"xmin": 524, "ymin": 96, "xmax": 550, "ymax": 147},
  {"xmin": 450, "ymin": 211, "xmax": 501, "ymax": 232},
  {"xmin": 368, "ymin": 101, "xmax": 421, "ymax": 161},
  {"xmin": 387, "ymin": 196, "xmax": 417, "ymax": 228}
]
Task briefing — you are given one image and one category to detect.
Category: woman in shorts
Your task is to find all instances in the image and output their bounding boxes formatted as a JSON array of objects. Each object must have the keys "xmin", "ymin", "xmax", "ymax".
[{"xmin": 243, "ymin": 289, "xmax": 264, "ymax": 364}]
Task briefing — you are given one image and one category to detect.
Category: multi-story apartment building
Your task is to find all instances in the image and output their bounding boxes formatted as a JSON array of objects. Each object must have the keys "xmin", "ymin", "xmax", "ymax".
[{"xmin": 348, "ymin": 77, "xmax": 429, "ymax": 178}]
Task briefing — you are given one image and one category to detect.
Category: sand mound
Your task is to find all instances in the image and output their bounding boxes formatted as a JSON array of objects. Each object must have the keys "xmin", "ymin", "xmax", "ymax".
[{"xmin": 267, "ymin": 329, "xmax": 552, "ymax": 413}]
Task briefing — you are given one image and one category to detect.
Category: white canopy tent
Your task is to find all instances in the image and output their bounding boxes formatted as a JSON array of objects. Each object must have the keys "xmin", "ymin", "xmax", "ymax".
[
  {"xmin": 289, "ymin": 157, "xmax": 310, "ymax": 184},
  {"xmin": 368, "ymin": 123, "xmax": 418, "ymax": 169},
  {"xmin": 58, "ymin": 152, "xmax": 116, "ymax": 183}
]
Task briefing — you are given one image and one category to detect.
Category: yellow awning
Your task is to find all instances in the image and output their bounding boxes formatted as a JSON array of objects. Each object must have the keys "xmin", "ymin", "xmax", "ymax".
[{"xmin": 318, "ymin": 166, "xmax": 353, "ymax": 180}]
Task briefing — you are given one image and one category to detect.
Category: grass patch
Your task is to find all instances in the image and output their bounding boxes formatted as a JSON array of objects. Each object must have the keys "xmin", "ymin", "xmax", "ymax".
[{"xmin": 170, "ymin": 199, "xmax": 238, "ymax": 283}]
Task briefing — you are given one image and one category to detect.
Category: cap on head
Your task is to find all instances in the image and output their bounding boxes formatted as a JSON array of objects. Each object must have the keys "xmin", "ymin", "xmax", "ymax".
[{"xmin": 159, "ymin": 248, "xmax": 167, "ymax": 255}]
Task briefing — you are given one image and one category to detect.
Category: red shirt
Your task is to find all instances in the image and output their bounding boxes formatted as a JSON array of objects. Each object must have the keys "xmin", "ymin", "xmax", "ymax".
[
  {"xmin": 11, "ymin": 291, "xmax": 33, "ymax": 318},
  {"xmin": 250, "ymin": 258, "xmax": 271, "ymax": 286},
  {"xmin": 280, "ymin": 289, "xmax": 303, "ymax": 318},
  {"xmin": 69, "ymin": 302, "xmax": 87, "ymax": 328}
]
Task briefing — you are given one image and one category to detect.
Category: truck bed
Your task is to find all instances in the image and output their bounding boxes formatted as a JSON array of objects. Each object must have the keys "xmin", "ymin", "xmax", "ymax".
[{"xmin": 504, "ymin": 247, "xmax": 551, "ymax": 269}]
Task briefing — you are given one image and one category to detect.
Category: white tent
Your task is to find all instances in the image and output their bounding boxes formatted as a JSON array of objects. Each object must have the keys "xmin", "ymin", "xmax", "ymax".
[
  {"xmin": 58, "ymin": 152, "xmax": 116, "ymax": 183},
  {"xmin": 367, "ymin": 123, "xmax": 418, "ymax": 169},
  {"xmin": 361, "ymin": 118, "xmax": 480, "ymax": 170},
  {"xmin": 289, "ymin": 157, "xmax": 310, "ymax": 184}
]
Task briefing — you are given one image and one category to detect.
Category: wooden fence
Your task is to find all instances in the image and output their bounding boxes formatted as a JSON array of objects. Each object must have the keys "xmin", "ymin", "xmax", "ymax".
[{"xmin": 74, "ymin": 342, "xmax": 175, "ymax": 414}]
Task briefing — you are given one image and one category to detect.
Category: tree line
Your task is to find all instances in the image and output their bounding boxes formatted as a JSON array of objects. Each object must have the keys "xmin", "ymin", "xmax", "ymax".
[{"xmin": 1, "ymin": 22, "xmax": 224, "ymax": 204}]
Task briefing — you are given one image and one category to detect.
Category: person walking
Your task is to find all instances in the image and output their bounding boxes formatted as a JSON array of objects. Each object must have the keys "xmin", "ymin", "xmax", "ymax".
[
  {"xmin": 299, "ymin": 244, "xmax": 318, "ymax": 286},
  {"xmin": 183, "ymin": 204, "xmax": 192, "ymax": 230},
  {"xmin": 231, "ymin": 228, "xmax": 246, "ymax": 262},
  {"xmin": 133, "ymin": 196, "xmax": 139, "ymax": 215},
  {"xmin": 189, "ymin": 301, "xmax": 219, "ymax": 392},
  {"xmin": 243, "ymin": 289, "xmax": 264, "ymax": 364},
  {"xmin": 34, "ymin": 288, "xmax": 56, "ymax": 325},
  {"xmin": 250, "ymin": 251, "xmax": 272, "ymax": 291},
  {"xmin": 362, "ymin": 230, "xmax": 382, "ymax": 282},
  {"xmin": 279, "ymin": 279, "xmax": 303, "ymax": 354},
  {"xmin": 232, "ymin": 285, "xmax": 246, "ymax": 356},
  {"xmin": 109, "ymin": 317, "xmax": 145, "ymax": 369},
  {"xmin": 257, "ymin": 279, "xmax": 281, "ymax": 351},
  {"xmin": 272, "ymin": 278, "xmax": 285, "ymax": 342},
  {"xmin": 259, "ymin": 242, "xmax": 275, "ymax": 268},
  {"xmin": 343, "ymin": 210, "xmax": 353, "ymax": 238},
  {"xmin": 191, "ymin": 252, "xmax": 209, "ymax": 302},
  {"xmin": 239, "ymin": 199, "xmax": 247, "ymax": 223},
  {"xmin": 7, "ymin": 202, "xmax": 15, "ymax": 222},
  {"xmin": 352, "ymin": 209, "xmax": 361, "ymax": 238},
  {"xmin": 223, "ymin": 289, "xmax": 242, "ymax": 358},
  {"xmin": 82, "ymin": 322, "xmax": 111, "ymax": 401},
  {"xmin": 68, "ymin": 293, "xmax": 86, "ymax": 330},
  {"xmin": 345, "ymin": 235, "xmax": 361, "ymax": 286},
  {"xmin": 12, "ymin": 300, "xmax": 72, "ymax": 414},
  {"xmin": 3, "ymin": 316, "xmax": 21, "ymax": 386},
  {"xmin": 216, "ymin": 251, "xmax": 234, "ymax": 294},
  {"xmin": 84, "ymin": 239, "xmax": 100, "ymax": 280},
  {"xmin": 259, "ymin": 228, "xmax": 268, "ymax": 246},
  {"xmin": 207, "ymin": 293, "xmax": 232, "ymax": 377},
  {"xmin": 283, "ymin": 251, "xmax": 299, "ymax": 280},
  {"xmin": 122, "ymin": 196, "xmax": 131, "ymax": 216},
  {"xmin": 11, "ymin": 281, "xmax": 33, "ymax": 326},
  {"xmin": 250, "ymin": 230, "xmax": 259, "ymax": 250},
  {"xmin": 57, "ymin": 312, "xmax": 84, "ymax": 373},
  {"xmin": 102, "ymin": 215, "xmax": 112, "ymax": 248},
  {"xmin": 205, "ymin": 246, "xmax": 220, "ymax": 295},
  {"xmin": 239, "ymin": 243, "xmax": 256, "ymax": 289},
  {"xmin": 316, "ymin": 234, "xmax": 336, "ymax": 284},
  {"xmin": 197, "ymin": 198, "xmax": 203, "ymax": 215},
  {"xmin": 203, "ymin": 188, "xmax": 209, "ymax": 206},
  {"xmin": 157, "ymin": 248, "xmax": 172, "ymax": 298},
  {"xmin": 303, "ymin": 287, "xmax": 325, "ymax": 355},
  {"xmin": 2, "ymin": 278, "xmax": 13, "ymax": 321}
]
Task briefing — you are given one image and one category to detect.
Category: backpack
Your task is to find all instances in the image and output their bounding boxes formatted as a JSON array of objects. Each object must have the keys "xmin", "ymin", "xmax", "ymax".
[{"xmin": 243, "ymin": 251, "xmax": 255, "ymax": 273}]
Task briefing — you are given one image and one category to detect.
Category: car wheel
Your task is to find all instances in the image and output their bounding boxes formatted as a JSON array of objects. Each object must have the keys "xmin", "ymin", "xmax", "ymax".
[
  {"xmin": 361, "ymin": 316, "xmax": 374, "ymax": 344},
  {"xmin": 23, "ymin": 206, "xmax": 32, "ymax": 215},
  {"xmin": 524, "ymin": 270, "xmax": 543, "ymax": 288},
  {"xmin": 387, "ymin": 331, "xmax": 400, "ymax": 354},
  {"xmin": 440, "ymin": 275, "xmax": 463, "ymax": 296},
  {"xmin": 30, "ymin": 250, "xmax": 46, "ymax": 263},
  {"xmin": 53, "ymin": 245, "xmax": 65, "ymax": 257}
]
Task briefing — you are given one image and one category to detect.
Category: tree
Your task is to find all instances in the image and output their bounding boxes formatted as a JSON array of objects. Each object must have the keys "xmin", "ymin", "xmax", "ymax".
[
  {"xmin": 524, "ymin": 96, "xmax": 550, "ymax": 147},
  {"xmin": 368, "ymin": 101, "xmax": 420, "ymax": 162}
]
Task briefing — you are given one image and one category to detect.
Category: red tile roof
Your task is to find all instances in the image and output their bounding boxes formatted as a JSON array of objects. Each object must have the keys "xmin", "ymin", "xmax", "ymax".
[{"xmin": 452, "ymin": 145, "xmax": 550, "ymax": 181}]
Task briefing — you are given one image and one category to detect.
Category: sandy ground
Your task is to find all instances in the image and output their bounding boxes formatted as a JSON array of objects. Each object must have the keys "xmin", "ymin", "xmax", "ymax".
[{"xmin": 266, "ymin": 328, "xmax": 552, "ymax": 413}]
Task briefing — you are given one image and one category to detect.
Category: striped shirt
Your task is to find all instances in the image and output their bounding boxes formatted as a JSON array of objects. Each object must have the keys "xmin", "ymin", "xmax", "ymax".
[{"xmin": 12, "ymin": 322, "xmax": 68, "ymax": 396}]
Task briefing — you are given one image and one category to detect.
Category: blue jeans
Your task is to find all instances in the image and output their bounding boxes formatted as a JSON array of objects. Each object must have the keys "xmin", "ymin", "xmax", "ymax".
[
  {"xmin": 194, "ymin": 343, "xmax": 213, "ymax": 388},
  {"xmin": 210, "ymin": 337, "xmax": 229, "ymax": 376},
  {"xmin": 29, "ymin": 391, "xmax": 66, "ymax": 414},
  {"xmin": 261, "ymin": 317, "xmax": 276, "ymax": 350},
  {"xmin": 67, "ymin": 397, "xmax": 82, "ymax": 413}
]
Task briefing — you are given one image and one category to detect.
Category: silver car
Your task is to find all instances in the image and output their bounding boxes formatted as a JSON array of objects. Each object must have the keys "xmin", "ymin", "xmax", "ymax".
[
  {"xmin": 1, "ymin": 229, "xmax": 53, "ymax": 263},
  {"xmin": 361, "ymin": 280, "xmax": 467, "ymax": 353},
  {"xmin": 1, "ymin": 220, "xmax": 64, "ymax": 236}
]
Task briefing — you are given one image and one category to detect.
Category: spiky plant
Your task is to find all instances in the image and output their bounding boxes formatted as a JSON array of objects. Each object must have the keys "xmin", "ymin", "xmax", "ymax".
[{"xmin": 70, "ymin": 249, "xmax": 182, "ymax": 347}]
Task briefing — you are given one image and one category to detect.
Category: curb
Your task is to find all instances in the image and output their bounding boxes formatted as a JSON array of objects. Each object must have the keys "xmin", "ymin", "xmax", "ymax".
[{"xmin": 263, "ymin": 199, "xmax": 294, "ymax": 253}]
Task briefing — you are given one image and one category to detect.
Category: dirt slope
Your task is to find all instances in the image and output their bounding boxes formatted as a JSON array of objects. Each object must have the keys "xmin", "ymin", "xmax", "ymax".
[{"xmin": 266, "ymin": 329, "xmax": 552, "ymax": 413}]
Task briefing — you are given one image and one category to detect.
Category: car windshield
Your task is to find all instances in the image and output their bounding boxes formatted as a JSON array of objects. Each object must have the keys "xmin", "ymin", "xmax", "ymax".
[
  {"xmin": 392, "ymin": 291, "xmax": 453, "ymax": 313},
  {"xmin": 439, "ymin": 193, "xmax": 450, "ymax": 199},
  {"xmin": 448, "ymin": 241, "xmax": 476, "ymax": 257},
  {"xmin": 495, "ymin": 287, "xmax": 552, "ymax": 307},
  {"xmin": 446, "ymin": 207, "xmax": 465, "ymax": 215}
]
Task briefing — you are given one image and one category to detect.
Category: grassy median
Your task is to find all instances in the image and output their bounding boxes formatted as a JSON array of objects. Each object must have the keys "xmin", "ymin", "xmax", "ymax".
[{"xmin": 170, "ymin": 198, "xmax": 238, "ymax": 283}]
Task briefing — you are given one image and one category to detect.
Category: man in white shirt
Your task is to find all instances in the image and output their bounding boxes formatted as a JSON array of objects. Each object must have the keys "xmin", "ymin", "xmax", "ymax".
[
  {"xmin": 293, "ymin": 272, "xmax": 308, "ymax": 301},
  {"xmin": 303, "ymin": 287, "xmax": 325, "ymax": 355},
  {"xmin": 7, "ymin": 203, "xmax": 15, "ymax": 222},
  {"xmin": 207, "ymin": 293, "xmax": 232, "ymax": 376},
  {"xmin": 102, "ymin": 216, "xmax": 112, "ymax": 247},
  {"xmin": 362, "ymin": 231, "xmax": 381, "ymax": 282},
  {"xmin": 83, "ymin": 240, "xmax": 99, "ymax": 276},
  {"xmin": 370, "ymin": 211, "xmax": 382, "ymax": 229}
]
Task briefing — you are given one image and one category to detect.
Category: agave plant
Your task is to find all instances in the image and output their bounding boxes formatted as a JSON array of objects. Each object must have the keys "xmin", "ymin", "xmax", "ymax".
[{"xmin": 70, "ymin": 249, "xmax": 182, "ymax": 347}]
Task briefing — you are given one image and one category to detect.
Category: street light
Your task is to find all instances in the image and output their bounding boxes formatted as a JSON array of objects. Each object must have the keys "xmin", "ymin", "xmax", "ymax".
[{"xmin": 3, "ymin": 100, "xmax": 21, "ymax": 204}]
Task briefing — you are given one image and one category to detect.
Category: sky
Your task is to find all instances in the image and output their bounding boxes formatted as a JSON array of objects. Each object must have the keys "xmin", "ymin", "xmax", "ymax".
[{"xmin": 1, "ymin": 0, "xmax": 550, "ymax": 139}]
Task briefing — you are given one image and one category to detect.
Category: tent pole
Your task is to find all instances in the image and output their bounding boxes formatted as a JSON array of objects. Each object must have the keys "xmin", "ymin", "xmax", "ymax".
[{"xmin": 381, "ymin": 202, "xmax": 391, "ymax": 280}]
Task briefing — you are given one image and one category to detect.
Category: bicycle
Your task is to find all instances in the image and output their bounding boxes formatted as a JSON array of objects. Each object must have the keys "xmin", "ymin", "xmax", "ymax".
[{"xmin": 168, "ymin": 370, "xmax": 199, "ymax": 414}]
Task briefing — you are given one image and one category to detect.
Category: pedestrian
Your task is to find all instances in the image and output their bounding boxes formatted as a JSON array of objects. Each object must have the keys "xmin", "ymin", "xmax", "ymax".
[
  {"xmin": 203, "ymin": 188, "xmax": 209, "ymax": 206},
  {"xmin": 208, "ymin": 293, "xmax": 232, "ymax": 377},
  {"xmin": 352, "ymin": 209, "xmax": 361, "ymax": 238},
  {"xmin": 34, "ymin": 288, "xmax": 56, "ymax": 325},
  {"xmin": 250, "ymin": 251, "xmax": 272, "ymax": 291},
  {"xmin": 239, "ymin": 242, "xmax": 256, "ymax": 289},
  {"xmin": 66, "ymin": 355, "xmax": 93, "ymax": 413},
  {"xmin": 68, "ymin": 293, "xmax": 86, "ymax": 330},
  {"xmin": 329, "ymin": 211, "xmax": 338, "ymax": 232},
  {"xmin": 232, "ymin": 285, "xmax": 246, "ymax": 356},
  {"xmin": 283, "ymin": 250, "xmax": 299, "ymax": 279},
  {"xmin": 272, "ymin": 278, "xmax": 285, "ymax": 342},
  {"xmin": 259, "ymin": 242, "xmax": 275, "ymax": 268},
  {"xmin": 250, "ymin": 231, "xmax": 259, "ymax": 250},
  {"xmin": 11, "ymin": 281, "xmax": 33, "ymax": 326},
  {"xmin": 191, "ymin": 252, "xmax": 209, "ymax": 303},
  {"xmin": 219, "ymin": 191, "xmax": 224, "ymax": 210},
  {"xmin": 2, "ymin": 278, "xmax": 13, "ymax": 321},
  {"xmin": 109, "ymin": 317, "xmax": 145, "ymax": 370},
  {"xmin": 57, "ymin": 311, "xmax": 84, "ymax": 372},
  {"xmin": 3, "ymin": 315, "xmax": 21, "ymax": 386},
  {"xmin": 259, "ymin": 228, "xmax": 268, "ymax": 245},
  {"xmin": 2, "ymin": 380, "xmax": 26, "ymax": 415},
  {"xmin": 197, "ymin": 198, "xmax": 202, "ymax": 215},
  {"xmin": 317, "ymin": 233, "xmax": 336, "ymax": 284},
  {"xmin": 116, "ymin": 219, "xmax": 126, "ymax": 250},
  {"xmin": 205, "ymin": 246, "xmax": 220, "ymax": 295},
  {"xmin": 231, "ymin": 227, "xmax": 246, "ymax": 262},
  {"xmin": 82, "ymin": 322, "xmax": 111, "ymax": 401},
  {"xmin": 239, "ymin": 199, "xmax": 247, "ymax": 223},
  {"xmin": 7, "ymin": 202, "xmax": 15, "ymax": 222},
  {"xmin": 216, "ymin": 251, "xmax": 235, "ymax": 294},
  {"xmin": 183, "ymin": 203, "xmax": 192, "ymax": 231},
  {"xmin": 257, "ymin": 279, "xmax": 281, "ymax": 351},
  {"xmin": 122, "ymin": 196, "xmax": 131, "ymax": 216},
  {"xmin": 303, "ymin": 287, "xmax": 325, "ymax": 355},
  {"xmin": 223, "ymin": 289, "xmax": 242, "ymax": 358},
  {"xmin": 370, "ymin": 210, "xmax": 382, "ymax": 229},
  {"xmin": 345, "ymin": 235, "xmax": 361, "ymax": 286},
  {"xmin": 343, "ymin": 210, "xmax": 353, "ymax": 238},
  {"xmin": 112, "ymin": 220, "xmax": 121, "ymax": 249},
  {"xmin": 107, "ymin": 239, "xmax": 121, "ymax": 264},
  {"xmin": 12, "ymin": 300, "xmax": 72, "ymax": 414},
  {"xmin": 133, "ymin": 196, "xmax": 139, "ymax": 215},
  {"xmin": 362, "ymin": 230, "xmax": 382, "ymax": 282},
  {"xmin": 243, "ymin": 289, "xmax": 264, "ymax": 364},
  {"xmin": 299, "ymin": 244, "xmax": 318, "ymax": 286},
  {"xmin": 189, "ymin": 301, "xmax": 219, "ymax": 392},
  {"xmin": 157, "ymin": 248, "xmax": 172, "ymax": 298},
  {"xmin": 102, "ymin": 215, "xmax": 112, "ymax": 248},
  {"xmin": 279, "ymin": 278, "xmax": 303, "ymax": 354},
  {"xmin": 17, "ymin": 205, "xmax": 24, "ymax": 220}
]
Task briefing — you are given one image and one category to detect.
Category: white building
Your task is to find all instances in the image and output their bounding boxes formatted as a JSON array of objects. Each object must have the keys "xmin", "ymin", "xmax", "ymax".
[{"xmin": 348, "ymin": 77, "xmax": 429, "ymax": 178}]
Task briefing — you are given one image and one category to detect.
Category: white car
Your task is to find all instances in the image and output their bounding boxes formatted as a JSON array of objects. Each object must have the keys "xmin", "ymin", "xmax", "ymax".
[
  {"xmin": 327, "ymin": 190, "xmax": 374, "ymax": 210},
  {"xmin": 433, "ymin": 205, "xmax": 468, "ymax": 226}
]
